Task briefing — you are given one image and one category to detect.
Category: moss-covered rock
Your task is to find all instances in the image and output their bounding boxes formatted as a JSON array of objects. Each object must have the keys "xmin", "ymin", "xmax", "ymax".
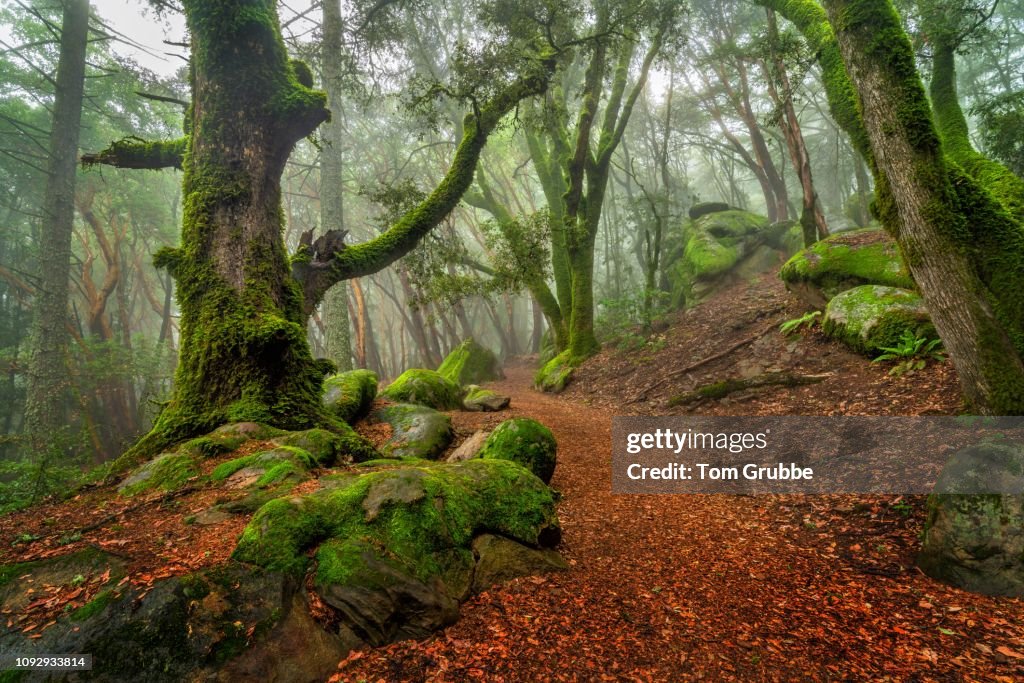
[
  {"xmin": 688, "ymin": 201, "xmax": 732, "ymax": 219},
  {"xmin": 478, "ymin": 418, "xmax": 558, "ymax": 485},
  {"xmin": 210, "ymin": 446, "xmax": 316, "ymax": 489},
  {"xmin": 470, "ymin": 534, "xmax": 567, "ymax": 593},
  {"xmin": 779, "ymin": 228, "xmax": 914, "ymax": 309},
  {"xmin": 380, "ymin": 369, "xmax": 462, "ymax": 410},
  {"xmin": 437, "ymin": 339, "xmax": 503, "ymax": 386},
  {"xmin": 0, "ymin": 559, "xmax": 352, "ymax": 682},
  {"xmin": 662, "ymin": 209, "xmax": 786, "ymax": 308},
  {"xmin": 822, "ymin": 285, "xmax": 934, "ymax": 355},
  {"xmin": 371, "ymin": 404, "xmax": 453, "ymax": 460},
  {"xmin": 462, "ymin": 386, "xmax": 511, "ymax": 412},
  {"xmin": 232, "ymin": 459, "xmax": 561, "ymax": 644},
  {"xmin": 119, "ymin": 452, "xmax": 199, "ymax": 497},
  {"xmin": 272, "ymin": 428, "xmax": 350, "ymax": 465},
  {"xmin": 535, "ymin": 350, "xmax": 574, "ymax": 394},
  {"xmin": 918, "ymin": 443, "xmax": 1024, "ymax": 596},
  {"xmin": 323, "ymin": 369, "xmax": 378, "ymax": 423}
]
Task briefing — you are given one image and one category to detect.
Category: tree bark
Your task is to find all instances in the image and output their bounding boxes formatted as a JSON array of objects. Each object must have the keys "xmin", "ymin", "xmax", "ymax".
[{"xmin": 23, "ymin": 0, "xmax": 89, "ymax": 455}]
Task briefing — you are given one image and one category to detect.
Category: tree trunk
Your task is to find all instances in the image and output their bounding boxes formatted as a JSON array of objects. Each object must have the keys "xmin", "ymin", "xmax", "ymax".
[
  {"xmin": 823, "ymin": 0, "xmax": 1024, "ymax": 413},
  {"xmin": 22, "ymin": 0, "xmax": 89, "ymax": 454},
  {"xmin": 320, "ymin": 0, "xmax": 353, "ymax": 372}
]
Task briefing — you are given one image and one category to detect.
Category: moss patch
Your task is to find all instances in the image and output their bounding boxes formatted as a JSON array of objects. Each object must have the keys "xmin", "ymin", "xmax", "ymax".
[
  {"xmin": 822, "ymin": 285, "xmax": 934, "ymax": 355},
  {"xmin": 535, "ymin": 350, "xmax": 575, "ymax": 393},
  {"xmin": 437, "ymin": 339, "xmax": 503, "ymax": 386},
  {"xmin": 380, "ymin": 369, "xmax": 463, "ymax": 410},
  {"xmin": 371, "ymin": 404, "xmax": 453, "ymax": 460},
  {"xmin": 322, "ymin": 370, "xmax": 378, "ymax": 424},
  {"xmin": 210, "ymin": 446, "xmax": 316, "ymax": 488},
  {"xmin": 478, "ymin": 418, "xmax": 558, "ymax": 484},
  {"xmin": 119, "ymin": 452, "xmax": 200, "ymax": 497}
]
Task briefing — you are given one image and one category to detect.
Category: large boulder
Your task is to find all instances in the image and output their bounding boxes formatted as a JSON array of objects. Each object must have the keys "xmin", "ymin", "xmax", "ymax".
[
  {"xmin": 371, "ymin": 403, "xmax": 453, "ymax": 460},
  {"xmin": 323, "ymin": 369, "xmax": 378, "ymax": 423},
  {"xmin": 233, "ymin": 459, "xmax": 562, "ymax": 645},
  {"xmin": 663, "ymin": 208, "xmax": 800, "ymax": 307},
  {"xmin": 471, "ymin": 534, "xmax": 567, "ymax": 593},
  {"xmin": 918, "ymin": 443, "xmax": 1024, "ymax": 596},
  {"xmin": 437, "ymin": 339, "xmax": 504, "ymax": 386},
  {"xmin": 0, "ymin": 551, "xmax": 353, "ymax": 682},
  {"xmin": 779, "ymin": 228, "xmax": 914, "ymax": 309},
  {"xmin": 380, "ymin": 369, "xmax": 463, "ymax": 410},
  {"xmin": 822, "ymin": 285, "xmax": 934, "ymax": 355},
  {"xmin": 479, "ymin": 418, "xmax": 558, "ymax": 484}
]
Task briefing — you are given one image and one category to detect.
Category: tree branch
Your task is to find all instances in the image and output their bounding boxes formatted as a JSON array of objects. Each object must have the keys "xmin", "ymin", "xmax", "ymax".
[{"xmin": 81, "ymin": 135, "xmax": 187, "ymax": 170}]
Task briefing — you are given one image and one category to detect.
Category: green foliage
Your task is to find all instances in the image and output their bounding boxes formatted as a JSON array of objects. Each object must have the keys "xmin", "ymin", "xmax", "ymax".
[
  {"xmin": 972, "ymin": 91, "xmax": 1024, "ymax": 177},
  {"xmin": 872, "ymin": 330, "xmax": 946, "ymax": 376},
  {"xmin": 779, "ymin": 311, "xmax": 821, "ymax": 335},
  {"xmin": 595, "ymin": 287, "xmax": 671, "ymax": 351}
]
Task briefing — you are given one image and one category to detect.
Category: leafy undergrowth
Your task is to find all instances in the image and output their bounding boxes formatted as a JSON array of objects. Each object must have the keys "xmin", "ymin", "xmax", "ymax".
[{"xmin": 332, "ymin": 278, "xmax": 1021, "ymax": 682}]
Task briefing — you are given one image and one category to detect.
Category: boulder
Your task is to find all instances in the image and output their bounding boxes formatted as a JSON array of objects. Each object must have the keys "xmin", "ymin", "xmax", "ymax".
[
  {"xmin": 471, "ymin": 534, "xmax": 568, "ymax": 593},
  {"xmin": 380, "ymin": 369, "xmax": 463, "ymax": 410},
  {"xmin": 478, "ymin": 418, "xmax": 558, "ymax": 485},
  {"xmin": 0, "ymin": 553, "xmax": 352, "ymax": 682},
  {"xmin": 233, "ymin": 459, "xmax": 562, "ymax": 645},
  {"xmin": 119, "ymin": 452, "xmax": 199, "ymax": 496},
  {"xmin": 323, "ymin": 369, "xmax": 378, "ymax": 423},
  {"xmin": 779, "ymin": 228, "xmax": 913, "ymax": 309},
  {"xmin": 437, "ymin": 339, "xmax": 504, "ymax": 386},
  {"xmin": 663, "ymin": 209, "xmax": 798, "ymax": 308},
  {"xmin": 688, "ymin": 201, "xmax": 732, "ymax": 219},
  {"xmin": 371, "ymin": 404, "xmax": 453, "ymax": 460},
  {"xmin": 272, "ymin": 428, "xmax": 352, "ymax": 465},
  {"xmin": 918, "ymin": 443, "xmax": 1024, "ymax": 596},
  {"xmin": 447, "ymin": 430, "xmax": 490, "ymax": 463},
  {"xmin": 822, "ymin": 285, "xmax": 934, "ymax": 355},
  {"xmin": 463, "ymin": 386, "xmax": 511, "ymax": 412}
]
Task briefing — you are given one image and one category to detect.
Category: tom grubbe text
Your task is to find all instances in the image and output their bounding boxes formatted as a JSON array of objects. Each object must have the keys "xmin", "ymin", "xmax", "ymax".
[{"xmin": 624, "ymin": 428, "xmax": 814, "ymax": 481}]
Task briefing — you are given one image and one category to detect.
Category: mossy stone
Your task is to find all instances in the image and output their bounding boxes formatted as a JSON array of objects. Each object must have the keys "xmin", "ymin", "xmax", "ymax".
[
  {"xmin": 371, "ymin": 404, "xmax": 453, "ymax": 460},
  {"xmin": 918, "ymin": 443, "xmax": 1024, "ymax": 596},
  {"xmin": 779, "ymin": 228, "xmax": 914, "ymax": 308},
  {"xmin": 323, "ymin": 370, "xmax": 378, "ymax": 423},
  {"xmin": 822, "ymin": 285, "xmax": 934, "ymax": 355},
  {"xmin": 272, "ymin": 428, "xmax": 349, "ymax": 466},
  {"xmin": 437, "ymin": 339, "xmax": 503, "ymax": 386},
  {"xmin": 119, "ymin": 452, "xmax": 200, "ymax": 497},
  {"xmin": 478, "ymin": 418, "xmax": 558, "ymax": 485},
  {"xmin": 688, "ymin": 201, "xmax": 732, "ymax": 219},
  {"xmin": 380, "ymin": 369, "xmax": 462, "ymax": 410},
  {"xmin": 462, "ymin": 386, "xmax": 511, "ymax": 412},
  {"xmin": 210, "ymin": 446, "xmax": 316, "ymax": 489}
]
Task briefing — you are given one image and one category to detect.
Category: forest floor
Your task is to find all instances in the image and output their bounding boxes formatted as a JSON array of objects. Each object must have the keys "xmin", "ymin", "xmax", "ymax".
[
  {"xmin": 2, "ymin": 274, "xmax": 1022, "ymax": 681},
  {"xmin": 335, "ymin": 274, "xmax": 1023, "ymax": 682}
]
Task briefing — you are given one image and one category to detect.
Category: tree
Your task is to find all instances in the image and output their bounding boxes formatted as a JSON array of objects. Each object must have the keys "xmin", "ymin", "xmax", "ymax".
[
  {"xmin": 761, "ymin": 0, "xmax": 1024, "ymax": 414},
  {"xmin": 83, "ymin": 0, "xmax": 556, "ymax": 462},
  {"xmin": 22, "ymin": 0, "xmax": 90, "ymax": 458}
]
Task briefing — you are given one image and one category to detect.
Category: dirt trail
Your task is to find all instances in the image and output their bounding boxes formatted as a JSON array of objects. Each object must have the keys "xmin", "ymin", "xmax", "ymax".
[{"xmin": 337, "ymin": 363, "xmax": 1024, "ymax": 682}]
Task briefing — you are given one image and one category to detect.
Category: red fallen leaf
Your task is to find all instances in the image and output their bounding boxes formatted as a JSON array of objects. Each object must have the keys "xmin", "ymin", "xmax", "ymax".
[
  {"xmin": 995, "ymin": 646, "xmax": 1024, "ymax": 659},
  {"xmin": 919, "ymin": 601, "xmax": 933, "ymax": 609},
  {"xmin": 22, "ymin": 623, "xmax": 37, "ymax": 633}
]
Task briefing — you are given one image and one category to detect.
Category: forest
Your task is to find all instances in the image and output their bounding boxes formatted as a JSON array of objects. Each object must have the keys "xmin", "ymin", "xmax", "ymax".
[{"xmin": 0, "ymin": 0, "xmax": 1023, "ymax": 680}]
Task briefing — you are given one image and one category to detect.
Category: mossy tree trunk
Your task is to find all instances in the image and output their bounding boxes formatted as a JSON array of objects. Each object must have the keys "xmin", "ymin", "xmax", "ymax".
[
  {"xmin": 84, "ymin": 1, "xmax": 554, "ymax": 458},
  {"xmin": 782, "ymin": 0, "xmax": 1024, "ymax": 413}
]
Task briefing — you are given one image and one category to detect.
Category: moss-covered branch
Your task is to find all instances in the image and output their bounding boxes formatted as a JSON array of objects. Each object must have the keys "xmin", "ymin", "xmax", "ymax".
[
  {"xmin": 304, "ymin": 56, "xmax": 555, "ymax": 294},
  {"xmin": 81, "ymin": 136, "xmax": 187, "ymax": 170}
]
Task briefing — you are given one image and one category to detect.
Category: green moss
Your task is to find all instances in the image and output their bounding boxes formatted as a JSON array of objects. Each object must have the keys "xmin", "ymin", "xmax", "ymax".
[
  {"xmin": 380, "ymin": 369, "xmax": 462, "ymax": 410},
  {"xmin": 272, "ymin": 428, "xmax": 347, "ymax": 466},
  {"xmin": 0, "ymin": 560, "xmax": 38, "ymax": 590},
  {"xmin": 372, "ymin": 404, "xmax": 453, "ymax": 460},
  {"xmin": 822, "ymin": 285, "xmax": 934, "ymax": 354},
  {"xmin": 119, "ymin": 452, "xmax": 200, "ymax": 497},
  {"xmin": 70, "ymin": 588, "xmax": 119, "ymax": 621},
  {"xmin": 779, "ymin": 229, "xmax": 913, "ymax": 302},
  {"xmin": 437, "ymin": 339, "xmax": 503, "ymax": 386},
  {"xmin": 233, "ymin": 459, "xmax": 560, "ymax": 585},
  {"xmin": 478, "ymin": 418, "xmax": 558, "ymax": 484},
  {"xmin": 534, "ymin": 350, "xmax": 575, "ymax": 393},
  {"xmin": 210, "ymin": 446, "xmax": 315, "ymax": 487},
  {"xmin": 322, "ymin": 369, "xmax": 378, "ymax": 423}
]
